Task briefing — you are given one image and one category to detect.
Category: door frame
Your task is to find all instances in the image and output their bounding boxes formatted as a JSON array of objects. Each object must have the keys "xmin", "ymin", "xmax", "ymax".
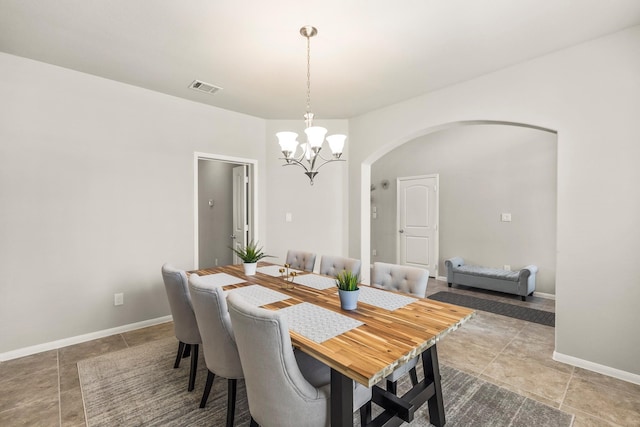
[
  {"xmin": 395, "ymin": 174, "xmax": 439, "ymax": 277},
  {"xmin": 193, "ymin": 152, "xmax": 258, "ymax": 269}
]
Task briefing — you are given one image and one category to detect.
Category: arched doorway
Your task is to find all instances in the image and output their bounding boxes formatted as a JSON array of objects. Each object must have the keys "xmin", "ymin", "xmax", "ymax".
[{"xmin": 361, "ymin": 120, "xmax": 557, "ymax": 294}]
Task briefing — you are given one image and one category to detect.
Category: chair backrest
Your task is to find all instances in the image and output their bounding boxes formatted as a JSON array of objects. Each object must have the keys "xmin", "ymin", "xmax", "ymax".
[
  {"xmin": 285, "ymin": 250, "xmax": 317, "ymax": 272},
  {"xmin": 227, "ymin": 293, "xmax": 329, "ymax": 427},
  {"xmin": 188, "ymin": 274, "xmax": 243, "ymax": 379},
  {"xmin": 161, "ymin": 263, "xmax": 201, "ymax": 344},
  {"xmin": 371, "ymin": 262, "xmax": 429, "ymax": 297},
  {"xmin": 319, "ymin": 255, "xmax": 362, "ymax": 278}
]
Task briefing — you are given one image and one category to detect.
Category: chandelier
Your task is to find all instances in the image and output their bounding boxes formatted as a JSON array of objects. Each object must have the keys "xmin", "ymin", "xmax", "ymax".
[{"xmin": 276, "ymin": 26, "xmax": 346, "ymax": 185}]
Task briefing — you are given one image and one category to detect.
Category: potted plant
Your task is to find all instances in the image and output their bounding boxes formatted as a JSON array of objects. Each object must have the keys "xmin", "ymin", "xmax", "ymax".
[
  {"xmin": 230, "ymin": 240, "xmax": 272, "ymax": 276},
  {"xmin": 335, "ymin": 270, "xmax": 360, "ymax": 310}
]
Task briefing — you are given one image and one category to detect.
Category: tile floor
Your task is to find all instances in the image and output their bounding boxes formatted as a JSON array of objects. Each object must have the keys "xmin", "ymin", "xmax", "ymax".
[{"xmin": 1, "ymin": 279, "xmax": 639, "ymax": 426}]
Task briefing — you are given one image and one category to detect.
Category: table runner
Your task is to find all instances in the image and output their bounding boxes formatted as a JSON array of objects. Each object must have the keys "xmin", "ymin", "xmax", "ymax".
[
  {"xmin": 196, "ymin": 273, "xmax": 246, "ymax": 287},
  {"xmin": 226, "ymin": 284, "xmax": 290, "ymax": 307},
  {"xmin": 357, "ymin": 286, "xmax": 418, "ymax": 311},
  {"xmin": 292, "ymin": 273, "xmax": 336, "ymax": 290},
  {"xmin": 278, "ymin": 302, "xmax": 363, "ymax": 343}
]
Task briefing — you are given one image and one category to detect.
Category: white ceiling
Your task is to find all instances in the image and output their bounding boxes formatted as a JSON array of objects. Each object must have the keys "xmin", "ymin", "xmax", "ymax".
[{"xmin": 2, "ymin": 0, "xmax": 640, "ymax": 120}]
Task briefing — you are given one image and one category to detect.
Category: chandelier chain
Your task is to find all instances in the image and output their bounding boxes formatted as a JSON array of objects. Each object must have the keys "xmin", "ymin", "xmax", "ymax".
[{"xmin": 306, "ymin": 34, "xmax": 312, "ymax": 117}]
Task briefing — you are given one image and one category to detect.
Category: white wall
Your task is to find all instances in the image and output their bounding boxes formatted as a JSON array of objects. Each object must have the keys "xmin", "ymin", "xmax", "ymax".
[
  {"xmin": 0, "ymin": 53, "xmax": 267, "ymax": 354},
  {"xmin": 265, "ymin": 120, "xmax": 349, "ymax": 269},
  {"xmin": 349, "ymin": 26, "xmax": 640, "ymax": 376},
  {"xmin": 371, "ymin": 124, "xmax": 557, "ymax": 294}
]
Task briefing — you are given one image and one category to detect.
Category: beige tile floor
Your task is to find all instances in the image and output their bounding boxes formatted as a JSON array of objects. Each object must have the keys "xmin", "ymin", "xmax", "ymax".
[{"xmin": 1, "ymin": 279, "xmax": 639, "ymax": 426}]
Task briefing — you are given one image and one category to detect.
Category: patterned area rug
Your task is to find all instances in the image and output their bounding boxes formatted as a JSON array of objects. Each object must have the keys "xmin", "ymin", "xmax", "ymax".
[
  {"xmin": 428, "ymin": 291, "xmax": 555, "ymax": 327},
  {"xmin": 78, "ymin": 337, "xmax": 572, "ymax": 426}
]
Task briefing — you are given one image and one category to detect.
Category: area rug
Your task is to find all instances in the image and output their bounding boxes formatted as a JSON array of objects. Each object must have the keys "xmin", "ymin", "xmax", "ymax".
[
  {"xmin": 428, "ymin": 291, "xmax": 555, "ymax": 327},
  {"xmin": 78, "ymin": 337, "xmax": 572, "ymax": 426}
]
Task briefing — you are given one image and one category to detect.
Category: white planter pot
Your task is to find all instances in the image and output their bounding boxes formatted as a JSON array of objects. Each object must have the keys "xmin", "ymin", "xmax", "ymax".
[
  {"xmin": 338, "ymin": 288, "xmax": 360, "ymax": 310},
  {"xmin": 243, "ymin": 262, "xmax": 257, "ymax": 276}
]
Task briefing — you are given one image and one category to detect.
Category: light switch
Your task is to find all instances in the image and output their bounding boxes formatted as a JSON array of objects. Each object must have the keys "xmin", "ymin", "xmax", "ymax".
[
  {"xmin": 285, "ymin": 212, "xmax": 292, "ymax": 222},
  {"xmin": 501, "ymin": 213, "xmax": 512, "ymax": 222}
]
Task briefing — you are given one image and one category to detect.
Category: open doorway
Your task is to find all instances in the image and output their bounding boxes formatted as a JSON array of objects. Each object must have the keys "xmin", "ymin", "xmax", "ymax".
[
  {"xmin": 368, "ymin": 122, "xmax": 557, "ymax": 294},
  {"xmin": 194, "ymin": 152, "xmax": 257, "ymax": 269}
]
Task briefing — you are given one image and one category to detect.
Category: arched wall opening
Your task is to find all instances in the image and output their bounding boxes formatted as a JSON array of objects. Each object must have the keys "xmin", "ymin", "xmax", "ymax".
[{"xmin": 360, "ymin": 120, "xmax": 558, "ymax": 294}]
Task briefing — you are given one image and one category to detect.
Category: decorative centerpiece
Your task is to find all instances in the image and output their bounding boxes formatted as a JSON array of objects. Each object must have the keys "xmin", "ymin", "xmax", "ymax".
[
  {"xmin": 278, "ymin": 264, "xmax": 297, "ymax": 289},
  {"xmin": 336, "ymin": 270, "xmax": 360, "ymax": 310},
  {"xmin": 230, "ymin": 240, "xmax": 272, "ymax": 276}
]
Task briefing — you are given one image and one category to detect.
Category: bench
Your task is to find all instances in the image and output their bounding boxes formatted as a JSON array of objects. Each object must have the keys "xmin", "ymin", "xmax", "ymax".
[{"xmin": 444, "ymin": 257, "xmax": 537, "ymax": 301}]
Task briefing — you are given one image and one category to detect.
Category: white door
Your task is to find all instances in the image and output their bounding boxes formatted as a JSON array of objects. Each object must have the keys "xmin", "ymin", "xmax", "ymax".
[
  {"xmin": 232, "ymin": 165, "xmax": 248, "ymax": 265},
  {"xmin": 397, "ymin": 175, "xmax": 439, "ymax": 277}
]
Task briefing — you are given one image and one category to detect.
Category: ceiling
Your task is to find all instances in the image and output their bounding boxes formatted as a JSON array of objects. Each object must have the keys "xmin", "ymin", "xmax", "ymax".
[{"xmin": 2, "ymin": 0, "xmax": 640, "ymax": 120}]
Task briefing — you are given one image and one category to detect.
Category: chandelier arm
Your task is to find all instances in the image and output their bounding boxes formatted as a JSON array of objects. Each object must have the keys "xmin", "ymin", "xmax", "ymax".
[
  {"xmin": 313, "ymin": 151, "xmax": 336, "ymax": 163},
  {"xmin": 311, "ymin": 158, "xmax": 346, "ymax": 173},
  {"xmin": 278, "ymin": 157, "xmax": 311, "ymax": 173}
]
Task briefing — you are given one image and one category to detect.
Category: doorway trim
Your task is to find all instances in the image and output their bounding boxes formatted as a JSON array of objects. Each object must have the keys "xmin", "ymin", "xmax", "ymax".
[{"xmin": 194, "ymin": 152, "xmax": 258, "ymax": 269}]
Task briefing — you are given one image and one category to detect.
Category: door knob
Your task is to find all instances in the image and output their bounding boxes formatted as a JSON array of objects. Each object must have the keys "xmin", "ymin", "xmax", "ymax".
[
  {"xmin": 399, "ymin": 229, "xmax": 404, "ymax": 233},
  {"xmin": 230, "ymin": 235, "xmax": 236, "ymax": 239}
]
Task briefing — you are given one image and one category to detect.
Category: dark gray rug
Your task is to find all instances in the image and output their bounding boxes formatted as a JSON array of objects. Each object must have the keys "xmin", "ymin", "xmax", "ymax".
[
  {"xmin": 78, "ymin": 337, "xmax": 572, "ymax": 426},
  {"xmin": 428, "ymin": 291, "xmax": 555, "ymax": 327}
]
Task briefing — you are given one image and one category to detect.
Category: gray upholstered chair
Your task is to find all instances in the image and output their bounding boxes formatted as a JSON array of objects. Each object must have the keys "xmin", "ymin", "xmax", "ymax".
[
  {"xmin": 227, "ymin": 293, "xmax": 372, "ymax": 427},
  {"xmin": 188, "ymin": 274, "xmax": 244, "ymax": 426},
  {"xmin": 371, "ymin": 262, "xmax": 429, "ymax": 394},
  {"xmin": 161, "ymin": 263, "xmax": 202, "ymax": 392},
  {"xmin": 319, "ymin": 255, "xmax": 362, "ymax": 278},
  {"xmin": 285, "ymin": 250, "xmax": 316, "ymax": 272}
]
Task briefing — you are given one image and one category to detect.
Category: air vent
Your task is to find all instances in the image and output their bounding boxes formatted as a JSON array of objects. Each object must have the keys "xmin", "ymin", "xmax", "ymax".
[{"xmin": 188, "ymin": 80, "xmax": 222, "ymax": 95}]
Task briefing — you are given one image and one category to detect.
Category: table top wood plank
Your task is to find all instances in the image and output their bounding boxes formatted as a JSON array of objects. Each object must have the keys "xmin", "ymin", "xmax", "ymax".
[{"xmin": 190, "ymin": 262, "xmax": 475, "ymax": 387}]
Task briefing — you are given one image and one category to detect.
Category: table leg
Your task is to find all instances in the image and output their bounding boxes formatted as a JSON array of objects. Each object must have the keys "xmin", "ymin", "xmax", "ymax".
[
  {"xmin": 331, "ymin": 368, "xmax": 353, "ymax": 427},
  {"xmin": 423, "ymin": 344, "xmax": 445, "ymax": 427}
]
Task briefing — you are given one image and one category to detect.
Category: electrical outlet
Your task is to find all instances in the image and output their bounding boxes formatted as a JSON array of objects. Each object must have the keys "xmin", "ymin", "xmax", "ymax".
[
  {"xmin": 372, "ymin": 249, "xmax": 377, "ymax": 256},
  {"xmin": 114, "ymin": 293, "xmax": 124, "ymax": 306},
  {"xmin": 503, "ymin": 265, "xmax": 511, "ymax": 271},
  {"xmin": 501, "ymin": 213, "xmax": 512, "ymax": 222}
]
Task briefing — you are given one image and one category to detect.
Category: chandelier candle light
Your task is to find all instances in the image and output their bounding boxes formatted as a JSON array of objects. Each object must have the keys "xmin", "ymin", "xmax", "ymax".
[{"xmin": 277, "ymin": 26, "xmax": 346, "ymax": 185}]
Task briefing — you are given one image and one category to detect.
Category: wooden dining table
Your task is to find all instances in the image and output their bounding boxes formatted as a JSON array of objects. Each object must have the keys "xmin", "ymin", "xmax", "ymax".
[{"xmin": 191, "ymin": 262, "xmax": 475, "ymax": 427}]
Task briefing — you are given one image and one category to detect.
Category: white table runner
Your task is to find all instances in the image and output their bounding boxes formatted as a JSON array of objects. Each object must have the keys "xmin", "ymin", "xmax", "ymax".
[
  {"xmin": 226, "ymin": 284, "xmax": 290, "ymax": 307},
  {"xmin": 278, "ymin": 302, "xmax": 363, "ymax": 343},
  {"xmin": 196, "ymin": 273, "xmax": 246, "ymax": 287},
  {"xmin": 256, "ymin": 265, "xmax": 302, "ymax": 277},
  {"xmin": 293, "ymin": 273, "xmax": 336, "ymax": 290},
  {"xmin": 357, "ymin": 286, "xmax": 418, "ymax": 311}
]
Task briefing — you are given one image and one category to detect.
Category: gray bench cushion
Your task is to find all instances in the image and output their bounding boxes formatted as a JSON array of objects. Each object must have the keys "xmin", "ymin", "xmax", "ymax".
[{"xmin": 454, "ymin": 265, "xmax": 520, "ymax": 282}]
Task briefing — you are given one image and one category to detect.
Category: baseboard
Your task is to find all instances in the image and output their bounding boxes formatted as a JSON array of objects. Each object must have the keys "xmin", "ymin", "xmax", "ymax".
[
  {"xmin": 436, "ymin": 275, "xmax": 448, "ymax": 282},
  {"xmin": 553, "ymin": 351, "xmax": 640, "ymax": 386},
  {"xmin": 0, "ymin": 315, "xmax": 173, "ymax": 362},
  {"xmin": 533, "ymin": 291, "xmax": 555, "ymax": 300}
]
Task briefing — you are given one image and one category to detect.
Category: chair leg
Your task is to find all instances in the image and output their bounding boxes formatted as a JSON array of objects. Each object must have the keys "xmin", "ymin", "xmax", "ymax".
[
  {"xmin": 386, "ymin": 379, "xmax": 398, "ymax": 395},
  {"xmin": 409, "ymin": 367, "xmax": 419, "ymax": 386},
  {"xmin": 199, "ymin": 370, "xmax": 215, "ymax": 408},
  {"xmin": 183, "ymin": 343, "xmax": 192, "ymax": 358},
  {"xmin": 174, "ymin": 341, "xmax": 185, "ymax": 369},
  {"xmin": 249, "ymin": 417, "xmax": 259, "ymax": 427},
  {"xmin": 188, "ymin": 344, "xmax": 199, "ymax": 392},
  {"xmin": 360, "ymin": 401, "xmax": 372, "ymax": 427},
  {"xmin": 226, "ymin": 378, "xmax": 237, "ymax": 427}
]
